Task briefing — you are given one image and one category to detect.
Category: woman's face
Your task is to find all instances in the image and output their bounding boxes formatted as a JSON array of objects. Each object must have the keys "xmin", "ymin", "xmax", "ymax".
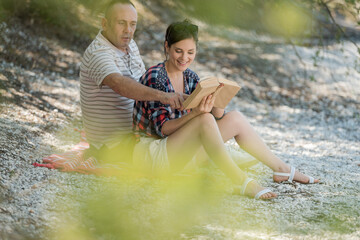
[{"xmin": 166, "ymin": 38, "xmax": 197, "ymax": 72}]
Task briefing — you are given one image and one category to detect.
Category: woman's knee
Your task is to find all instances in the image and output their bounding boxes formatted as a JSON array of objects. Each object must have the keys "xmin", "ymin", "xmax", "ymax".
[
  {"xmin": 223, "ymin": 111, "xmax": 249, "ymax": 129},
  {"xmin": 225, "ymin": 110, "xmax": 244, "ymax": 121},
  {"xmin": 192, "ymin": 113, "xmax": 218, "ymax": 132},
  {"xmin": 198, "ymin": 113, "xmax": 217, "ymax": 125},
  {"xmin": 226, "ymin": 110, "xmax": 244, "ymax": 118}
]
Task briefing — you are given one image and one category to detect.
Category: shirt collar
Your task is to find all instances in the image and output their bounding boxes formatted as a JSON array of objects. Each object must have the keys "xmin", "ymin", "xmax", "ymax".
[{"xmin": 97, "ymin": 30, "xmax": 133, "ymax": 57}]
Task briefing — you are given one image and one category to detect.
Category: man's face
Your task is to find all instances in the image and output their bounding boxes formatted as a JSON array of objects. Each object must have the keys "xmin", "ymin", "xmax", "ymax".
[{"xmin": 102, "ymin": 3, "xmax": 137, "ymax": 52}]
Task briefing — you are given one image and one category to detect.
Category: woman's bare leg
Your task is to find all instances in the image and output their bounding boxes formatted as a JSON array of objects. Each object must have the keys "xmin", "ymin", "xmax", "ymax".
[
  {"xmin": 166, "ymin": 113, "xmax": 277, "ymax": 199},
  {"xmin": 216, "ymin": 111, "xmax": 319, "ymax": 183}
]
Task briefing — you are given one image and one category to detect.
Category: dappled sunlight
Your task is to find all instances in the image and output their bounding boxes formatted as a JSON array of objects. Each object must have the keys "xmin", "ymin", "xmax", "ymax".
[
  {"xmin": 75, "ymin": 3, "xmax": 101, "ymax": 32},
  {"xmin": 259, "ymin": 53, "xmax": 282, "ymax": 61},
  {"xmin": 1, "ymin": 0, "xmax": 359, "ymax": 239},
  {"xmin": 0, "ymin": 59, "xmax": 80, "ymax": 119},
  {"xmin": 280, "ymin": 42, "xmax": 360, "ymax": 103},
  {"xmin": 301, "ymin": 142, "xmax": 318, "ymax": 151},
  {"xmin": 201, "ymin": 25, "xmax": 282, "ymax": 45},
  {"xmin": 133, "ymin": 0, "xmax": 162, "ymax": 24}
]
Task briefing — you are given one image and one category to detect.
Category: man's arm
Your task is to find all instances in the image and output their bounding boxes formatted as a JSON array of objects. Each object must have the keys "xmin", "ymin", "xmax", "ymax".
[{"xmin": 103, "ymin": 73, "xmax": 186, "ymax": 109}]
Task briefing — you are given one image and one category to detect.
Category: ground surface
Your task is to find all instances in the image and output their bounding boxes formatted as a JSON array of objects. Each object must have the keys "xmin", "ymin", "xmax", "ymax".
[{"xmin": 0, "ymin": 9, "xmax": 359, "ymax": 240}]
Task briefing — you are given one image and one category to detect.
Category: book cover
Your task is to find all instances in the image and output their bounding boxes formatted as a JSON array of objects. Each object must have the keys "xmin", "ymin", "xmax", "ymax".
[{"xmin": 183, "ymin": 76, "xmax": 241, "ymax": 109}]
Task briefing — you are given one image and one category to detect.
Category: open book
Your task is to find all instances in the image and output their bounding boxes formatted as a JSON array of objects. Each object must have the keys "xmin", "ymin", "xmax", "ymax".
[{"xmin": 183, "ymin": 76, "xmax": 241, "ymax": 109}]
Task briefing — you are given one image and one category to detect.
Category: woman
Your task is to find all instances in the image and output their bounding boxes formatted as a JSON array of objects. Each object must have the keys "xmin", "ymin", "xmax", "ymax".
[{"xmin": 133, "ymin": 20, "xmax": 318, "ymax": 200}]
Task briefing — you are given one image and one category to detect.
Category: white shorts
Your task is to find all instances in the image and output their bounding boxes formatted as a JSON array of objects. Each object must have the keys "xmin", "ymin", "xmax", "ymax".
[{"xmin": 132, "ymin": 137, "xmax": 170, "ymax": 176}]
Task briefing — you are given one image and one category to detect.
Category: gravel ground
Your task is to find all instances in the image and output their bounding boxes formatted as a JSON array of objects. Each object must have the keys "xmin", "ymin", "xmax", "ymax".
[{"xmin": 0, "ymin": 15, "xmax": 359, "ymax": 240}]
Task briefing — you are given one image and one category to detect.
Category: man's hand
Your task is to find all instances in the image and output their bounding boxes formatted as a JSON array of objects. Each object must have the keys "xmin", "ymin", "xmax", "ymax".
[{"xmin": 160, "ymin": 92, "xmax": 188, "ymax": 110}]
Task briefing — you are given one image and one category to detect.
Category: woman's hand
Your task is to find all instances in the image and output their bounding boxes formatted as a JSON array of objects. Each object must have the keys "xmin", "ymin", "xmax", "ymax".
[
  {"xmin": 192, "ymin": 83, "xmax": 223, "ymax": 115},
  {"xmin": 193, "ymin": 94, "xmax": 216, "ymax": 115},
  {"xmin": 161, "ymin": 94, "xmax": 215, "ymax": 136}
]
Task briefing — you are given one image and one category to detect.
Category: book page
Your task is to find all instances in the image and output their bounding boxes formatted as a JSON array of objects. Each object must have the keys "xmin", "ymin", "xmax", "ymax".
[{"xmin": 214, "ymin": 78, "xmax": 241, "ymax": 108}]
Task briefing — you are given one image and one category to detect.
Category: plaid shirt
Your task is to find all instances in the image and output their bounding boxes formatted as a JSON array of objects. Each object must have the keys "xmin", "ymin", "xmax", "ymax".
[{"xmin": 133, "ymin": 62, "xmax": 199, "ymax": 140}]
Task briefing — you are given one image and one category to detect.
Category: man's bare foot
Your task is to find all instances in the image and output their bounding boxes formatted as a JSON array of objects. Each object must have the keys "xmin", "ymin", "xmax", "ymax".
[
  {"xmin": 237, "ymin": 179, "xmax": 277, "ymax": 199},
  {"xmin": 273, "ymin": 166, "xmax": 320, "ymax": 184}
]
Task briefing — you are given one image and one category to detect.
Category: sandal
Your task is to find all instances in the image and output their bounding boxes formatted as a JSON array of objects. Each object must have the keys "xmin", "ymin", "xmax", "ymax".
[
  {"xmin": 273, "ymin": 166, "xmax": 315, "ymax": 184},
  {"xmin": 240, "ymin": 177, "xmax": 274, "ymax": 199}
]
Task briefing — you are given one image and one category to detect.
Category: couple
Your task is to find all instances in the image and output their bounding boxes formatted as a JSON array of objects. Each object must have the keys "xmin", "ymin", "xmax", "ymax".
[{"xmin": 80, "ymin": 0, "xmax": 319, "ymax": 200}]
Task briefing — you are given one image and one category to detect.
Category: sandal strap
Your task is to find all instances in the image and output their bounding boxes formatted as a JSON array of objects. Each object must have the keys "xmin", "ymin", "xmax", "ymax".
[
  {"xmin": 274, "ymin": 166, "xmax": 317, "ymax": 184},
  {"xmin": 255, "ymin": 188, "xmax": 272, "ymax": 199},
  {"xmin": 308, "ymin": 176, "xmax": 315, "ymax": 184},
  {"xmin": 273, "ymin": 172, "xmax": 290, "ymax": 177},
  {"xmin": 240, "ymin": 177, "xmax": 254, "ymax": 195},
  {"xmin": 273, "ymin": 166, "xmax": 296, "ymax": 182},
  {"xmin": 288, "ymin": 166, "xmax": 295, "ymax": 182}
]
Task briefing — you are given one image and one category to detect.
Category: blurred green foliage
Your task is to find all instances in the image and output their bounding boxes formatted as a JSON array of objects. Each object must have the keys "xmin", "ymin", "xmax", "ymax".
[
  {"xmin": 176, "ymin": 0, "xmax": 312, "ymax": 37},
  {"xmin": 1, "ymin": 0, "xmax": 73, "ymax": 24},
  {"xmin": 0, "ymin": 0, "xmax": 105, "ymax": 37},
  {"xmin": 0, "ymin": 0, "xmax": 358, "ymax": 39},
  {"xmin": 176, "ymin": 0, "xmax": 359, "ymax": 38},
  {"xmin": 50, "ymin": 173, "xmax": 227, "ymax": 240}
]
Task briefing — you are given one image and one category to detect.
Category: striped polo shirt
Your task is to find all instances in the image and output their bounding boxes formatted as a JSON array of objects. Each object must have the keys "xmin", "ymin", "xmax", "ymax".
[{"xmin": 80, "ymin": 31, "xmax": 146, "ymax": 149}]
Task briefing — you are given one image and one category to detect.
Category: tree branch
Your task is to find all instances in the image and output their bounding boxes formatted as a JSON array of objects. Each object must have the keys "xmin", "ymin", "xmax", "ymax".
[
  {"xmin": 320, "ymin": 0, "xmax": 360, "ymax": 52},
  {"xmin": 288, "ymin": 39, "xmax": 308, "ymax": 80}
]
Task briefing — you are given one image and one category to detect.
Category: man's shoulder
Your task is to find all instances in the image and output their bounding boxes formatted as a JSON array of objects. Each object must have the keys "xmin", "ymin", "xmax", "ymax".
[
  {"xmin": 85, "ymin": 37, "xmax": 114, "ymax": 56},
  {"xmin": 81, "ymin": 39, "xmax": 116, "ymax": 68}
]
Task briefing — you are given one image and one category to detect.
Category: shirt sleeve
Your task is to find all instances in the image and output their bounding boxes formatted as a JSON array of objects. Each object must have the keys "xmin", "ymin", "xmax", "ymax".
[
  {"xmin": 87, "ymin": 49, "xmax": 120, "ymax": 86},
  {"xmin": 141, "ymin": 68, "xmax": 172, "ymax": 138}
]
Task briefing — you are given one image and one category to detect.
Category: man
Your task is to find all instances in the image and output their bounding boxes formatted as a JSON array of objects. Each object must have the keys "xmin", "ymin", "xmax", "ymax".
[{"xmin": 80, "ymin": 0, "xmax": 185, "ymax": 162}]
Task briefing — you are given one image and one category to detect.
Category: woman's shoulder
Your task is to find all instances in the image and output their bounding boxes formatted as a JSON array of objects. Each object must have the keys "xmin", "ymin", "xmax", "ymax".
[
  {"xmin": 144, "ymin": 62, "xmax": 166, "ymax": 76},
  {"xmin": 184, "ymin": 68, "xmax": 200, "ymax": 81},
  {"xmin": 141, "ymin": 62, "xmax": 168, "ymax": 90}
]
